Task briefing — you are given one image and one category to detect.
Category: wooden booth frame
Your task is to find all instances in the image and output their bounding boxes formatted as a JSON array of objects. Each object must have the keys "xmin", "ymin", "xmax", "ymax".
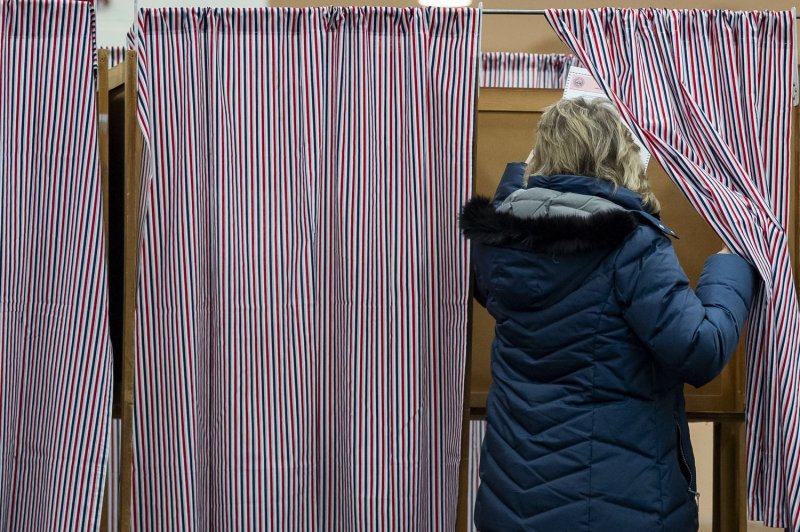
[
  {"xmin": 97, "ymin": 48, "xmax": 140, "ymax": 532},
  {"xmin": 456, "ymin": 87, "xmax": 800, "ymax": 532}
]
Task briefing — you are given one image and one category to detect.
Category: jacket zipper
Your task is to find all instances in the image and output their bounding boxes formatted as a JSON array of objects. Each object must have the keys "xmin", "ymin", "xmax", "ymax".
[{"xmin": 676, "ymin": 422, "xmax": 700, "ymax": 507}]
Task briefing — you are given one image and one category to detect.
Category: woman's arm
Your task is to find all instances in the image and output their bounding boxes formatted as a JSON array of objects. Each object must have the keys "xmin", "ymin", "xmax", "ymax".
[
  {"xmin": 492, "ymin": 162, "xmax": 528, "ymax": 206},
  {"xmin": 477, "ymin": 151, "xmax": 535, "ymax": 306},
  {"xmin": 614, "ymin": 228, "xmax": 758, "ymax": 387}
]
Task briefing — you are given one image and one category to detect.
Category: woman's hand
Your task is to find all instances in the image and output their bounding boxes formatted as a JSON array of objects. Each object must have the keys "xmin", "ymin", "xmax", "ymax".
[{"xmin": 718, "ymin": 245, "xmax": 732, "ymax": 254}]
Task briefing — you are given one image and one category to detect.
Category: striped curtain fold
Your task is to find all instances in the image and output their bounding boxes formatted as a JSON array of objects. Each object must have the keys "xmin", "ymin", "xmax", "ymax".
[
  {"xmin": 480, "ymin": 52, "xmax": 578, "ymax": 88},
  {"xmin": 105, "ymin": 46, "xmax": 125, "ymax": 68},
  {"xmin": 546, "ymin": 8, "xmax": 799, "ymax": 529},
  {"xmin": 131, "ymin": 6, "xmax": 479, "ymax": 530},
  {"xmin": 0, "ymin": 1, "xmax": 112, "ymax": 530}
]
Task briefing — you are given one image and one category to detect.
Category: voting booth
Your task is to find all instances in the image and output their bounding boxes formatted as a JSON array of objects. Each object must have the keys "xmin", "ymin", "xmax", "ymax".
[{"xmin": 460, "ymin": 86, "xmax": 800, "ymax": 532}]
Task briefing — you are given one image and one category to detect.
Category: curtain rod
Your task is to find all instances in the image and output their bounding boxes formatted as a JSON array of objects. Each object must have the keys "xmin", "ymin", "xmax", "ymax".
[
  {"xmin": 482, "ymin": 9, "xmax": 545, "ymax": 15},
  {"xmin": 481, "ymin": 8, "xmax": 800, "ymax": 19}
]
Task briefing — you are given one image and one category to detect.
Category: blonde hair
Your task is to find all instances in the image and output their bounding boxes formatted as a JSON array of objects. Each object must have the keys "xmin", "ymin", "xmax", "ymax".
[{"xmin": 527, "ymin": 98, "xmax": 660, "ymax": 213}]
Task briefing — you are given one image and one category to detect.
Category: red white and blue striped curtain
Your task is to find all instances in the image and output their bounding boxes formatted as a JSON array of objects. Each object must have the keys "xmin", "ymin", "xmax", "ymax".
[
  {"xmin": 546, "ymin": 8, "xmax": 799, "ymax": 529},
  {"xmin": 0, "ymin": 1, "xmax": 112, "ymax": 530},
  {"xmin": 105, "ymin": 46, "xmax": 125, "ymax": 68},
  {"xmin": 480, "ymin": 52, "xmax": 577, "ymax": 88},
  {"xmin": 131, "ymin": 7, "xmax": 479, "ymax": 530}
]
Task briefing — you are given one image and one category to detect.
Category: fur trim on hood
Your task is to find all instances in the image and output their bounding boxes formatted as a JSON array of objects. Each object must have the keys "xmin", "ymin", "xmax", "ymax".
[{"xmin": 459, "ymin": 195, "xmax": 639, "ymax": 255}]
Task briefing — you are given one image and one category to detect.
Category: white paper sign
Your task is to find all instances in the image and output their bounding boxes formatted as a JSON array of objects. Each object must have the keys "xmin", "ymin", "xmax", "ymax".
[{"xmin": 563, "ymin": 66, "xmax": 651, "ymax": 170}]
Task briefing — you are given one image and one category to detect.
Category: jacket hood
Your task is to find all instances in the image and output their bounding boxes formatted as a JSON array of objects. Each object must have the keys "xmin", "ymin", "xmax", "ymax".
[
  {"xmin": 527, "ymin": 174, "xmax": 676, "ymax": 237},
  {"xmin": 460, "ymin": 174, "xmax": 673, "ymax": 309},
  {"xmin": 460, "ymin": 174, "xmax": 675, "ymax": 255},
  {"xmin": 527, "ymin": 174, "xmax": 646, "ymax": 211},
  {"xmin": 459, "ymin": 190, "xmax": 638, "ymax": 255}
]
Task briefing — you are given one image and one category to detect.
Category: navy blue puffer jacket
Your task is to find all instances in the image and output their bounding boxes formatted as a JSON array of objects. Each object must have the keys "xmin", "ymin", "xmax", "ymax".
[{"xmin": 460, "ymin": 163, "xmax": 757, "ymax": 532}]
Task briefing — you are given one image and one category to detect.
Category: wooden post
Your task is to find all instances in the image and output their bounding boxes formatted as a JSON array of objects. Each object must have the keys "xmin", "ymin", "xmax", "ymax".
[
  {"xmin": 96, "ymin": 46, "xmax": 111, "ymax": 532},
  {"xmin": 98, "ymin": 48, "xmax": 110, "ymax": 239},
  {"xmin": 118, "ymin": 49, "xmax": 141, "ymax": 532},
  {"xmin": 455, "ymin": 329, "xmax": 473, "ymax": 532},
  {"xmin": 713, "ymin": 422, "xmax": 746, "ymax": 532}
]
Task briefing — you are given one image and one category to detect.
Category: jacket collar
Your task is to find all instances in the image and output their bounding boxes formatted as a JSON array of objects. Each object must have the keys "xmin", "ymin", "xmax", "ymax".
[
  {"xmin": 460, "ymin": 195, "xmax": 639, "ymax": 255},
  {"xmin": 528, "ymin": 174, "xmax": 646, "ymax": 211},
  {"xmin": 527, "ymin": 174, "xmax": 677, "ymax": 238}
]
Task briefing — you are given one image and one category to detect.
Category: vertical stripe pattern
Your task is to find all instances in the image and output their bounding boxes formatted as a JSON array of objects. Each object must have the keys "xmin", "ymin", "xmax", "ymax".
[
  {"xmin": 0, "ymin": 1, "xmax": 112, "ymax": 530},
  {"xmin": 104, "ymin": 46, "xmax": 125, "ymax": 68},
  {"xmin": 546, "ymin": 8, "xmax": 799, "ymax": 529},
  {"xmin": 132, "ymin": 7, "xmax": 479, "ymax": 530},
  {"xmin": 480, "ymin": 52, "xmax": 578, "ymax": 88}
]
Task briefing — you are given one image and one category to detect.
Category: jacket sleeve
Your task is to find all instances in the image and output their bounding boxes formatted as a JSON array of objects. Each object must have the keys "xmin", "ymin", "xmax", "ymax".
[
  {"xmin": 492, "ymin": 162, "xmax": 528, "ymax": 206},
  {"xmin": 614, "ymin": 228, "xmax": 758, "ymax": 387}
]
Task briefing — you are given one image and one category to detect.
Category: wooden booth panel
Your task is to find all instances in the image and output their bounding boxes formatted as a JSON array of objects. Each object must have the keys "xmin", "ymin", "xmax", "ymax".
[{"xmin": 471, "ymin": 88, "xmax": 745, "ymax": 414}]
